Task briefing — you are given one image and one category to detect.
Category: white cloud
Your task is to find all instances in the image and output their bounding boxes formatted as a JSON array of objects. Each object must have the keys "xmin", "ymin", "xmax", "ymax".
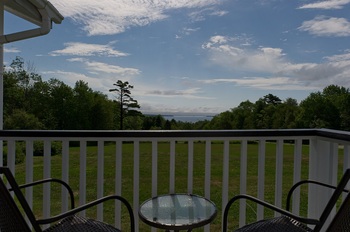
[
  {"xmin": 201, "ymin": 36, "xmax": 350, "ymax": 90},
  {"xmin": 203, "ymin": 36, "xmax": 287, "ymax": 73},
  {"xmin": 325, "ymin": 50, "xmax": 350, "ymax": 62},
  {"xmin": 199, "ymin": 77, "xmax": 316, "ymax": 91},
  {"xmin": 188, "ymin": 7, "xmax": 227, "ymax": 22},
  {"xmin": 298, "ymin": 16, "xmax": 350, "ymax": 37},
  {"xmin": 298, "ymin": 0, "xmax": 350, "ymax": 9},
  {"xmin": 209, "ymin": 10, "xmax": 228, "ymax": 17},
  {"xmin": 85, "ymin": 61, "xmax": 140, "ymax": 76},
  {"xmin": 69, "ymin": 58, "xmax": 140, "ymax": 76},
  {"xmin": 50, "ymin": 0, "xmax": 220, "ymax": 36},
  {"xmin": 145, "ymin": 87, "xmax": 213, "ymax": 99},
  {"xmin": 50, "ymin": 42, "xmax": 129, "ymax": 57},
  {"xmin": 4, "ymin": 47, "xmax": 20, "ymax": 53},
  {"xmin": 42, "ymin": 70, "xmax": 105, "ymax": 89}
]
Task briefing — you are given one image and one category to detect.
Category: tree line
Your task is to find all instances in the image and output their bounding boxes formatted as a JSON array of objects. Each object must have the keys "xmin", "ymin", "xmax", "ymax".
[{"xmin": 4, "ymin": 57, "xmax": 350, "ymax": 131}]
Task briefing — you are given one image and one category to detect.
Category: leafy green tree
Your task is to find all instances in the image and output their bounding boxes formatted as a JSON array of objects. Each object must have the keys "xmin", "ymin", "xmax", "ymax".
[
  {"xmin": 192, "ymin": 119, "xmax": 210, "ymax": 130},
  {"xmin": 3, "ymin": 68, "xmax": 23, "ymax": 117},
  {"xmin": 338, "ymin": 95, "xmax": 350, "ymax": 131},
  {"xmin": 124, "ymin": 115, "xmax": 143, "ymax": 130},
  {"xmin": 48, "ymin": 79, "xmax": 75, "ymax": 129},
  {"xmin": 210, "ymin": 111, "xmax": 234, "ymax": 129},
  {"xmin": 272, "ymin": 98, "xmax": 299, "ymax": 129},
  {"xmin": 263, "ymin": 93, "xmax": 282, "ymax": 105},
  {"xmin": 254, "ymin": 94, "xmax": 282, "ymax": 129},
  {"xmin": 231, "ymin": 100, "xmax": 254, "ymax": 129},
  {"xmin": 72, "ymin": 81, "xmax": 95, "ymax": 129},
  {"xmin": 322, "ymin": 85, "xmax": 350, "ymax": 130},
  {"xmin": 9, "ymin": 56, "xmax": 42, "ymax": 111},
  {"xmin": 90, "ymin": 93, "xmax": 116, "ymax": 130},
  {"xmin": 298, "ymin": 92, "xmax": 340, "ymax": 129},
  {"xmin": 164, "ymin": 120, "xmax": 172, "ymax": 130},
  {"xmin": 109, "ymin": 80, "xmax": 140, "ymax": 130},
  {"xmin": 4, "ymin": 56, "xmax": 41, "ymax": 115},
  {"xmin": 5, "ymin": 109, "xmax": 44, "ymax": 129}
]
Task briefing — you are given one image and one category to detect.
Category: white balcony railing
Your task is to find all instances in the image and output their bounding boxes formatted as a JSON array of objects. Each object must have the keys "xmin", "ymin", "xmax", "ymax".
[{"xmin": 1, "ymin": 129, "xmax": 350, "ymax": 231}]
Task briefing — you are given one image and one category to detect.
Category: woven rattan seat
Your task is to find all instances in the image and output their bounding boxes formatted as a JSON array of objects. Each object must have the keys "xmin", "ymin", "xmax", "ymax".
[
  {"xmin": 235, "ymin": 216, "xmax": 312, "ymax": 232},
  {"xmin": 43, "ymin": 215, "xmax": 121, "ymax": 232},
  {"xmin": 223, "ymin": 169, "xmax": 350, "ymax": 232},
  {"xmin": 0, "ymin": 167, "xmax": 135, "ymax": 232}
]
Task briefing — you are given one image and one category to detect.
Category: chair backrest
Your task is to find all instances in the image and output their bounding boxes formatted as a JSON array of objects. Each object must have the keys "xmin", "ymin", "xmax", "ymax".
[
  {"xmin": 313, "ymin": 169, "xmax": 350, "ymax": 232},
  {"xmin": 0, "ymin": 167, "xmax": 42, "ymax": 232},
  {"xmin": 326, "ymin": 192, "xmax": 350, "ymax": 232}
]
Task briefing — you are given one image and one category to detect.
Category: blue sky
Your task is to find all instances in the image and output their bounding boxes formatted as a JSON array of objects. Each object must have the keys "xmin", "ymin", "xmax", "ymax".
[{"xmin": 4, "ymin": 0, "xmax": 350, "ymax": 115}]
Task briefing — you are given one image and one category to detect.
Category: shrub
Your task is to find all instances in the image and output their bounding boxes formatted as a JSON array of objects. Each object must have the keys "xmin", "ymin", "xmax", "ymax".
[
  {"xmin": 33, "ymin": 141, "xmax": 62, "ymax": 156},
  {"xmin": 3, "ymin": 142, "xmax": 25, "ymax": 165}
]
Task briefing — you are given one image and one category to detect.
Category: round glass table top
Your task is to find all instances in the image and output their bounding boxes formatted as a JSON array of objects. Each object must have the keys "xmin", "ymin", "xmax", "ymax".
[{"xmin": 139, "ymin": 193, "xmax": 217, "ymax": 230}]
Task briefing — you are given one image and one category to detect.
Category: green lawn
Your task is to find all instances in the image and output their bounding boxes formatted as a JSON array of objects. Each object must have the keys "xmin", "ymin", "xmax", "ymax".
[{"xmin": 12, "ymin": 141, "xmax": 342, "ymax": 231}]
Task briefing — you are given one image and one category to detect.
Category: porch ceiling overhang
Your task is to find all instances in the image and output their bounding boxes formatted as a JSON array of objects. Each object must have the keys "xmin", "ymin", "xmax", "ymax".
[
  {"xmin": 0, "ymin": 0, "xmax": 63, "ymax": 43},
  {"xmin": 4, "ymin": 0, "xmax": 63, "ymax": 26}
]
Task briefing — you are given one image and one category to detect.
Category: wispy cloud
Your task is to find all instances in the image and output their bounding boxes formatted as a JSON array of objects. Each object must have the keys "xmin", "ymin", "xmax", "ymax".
[
  {"xmin": 68, "ymin": 58, "xmax": 140, "ymax": 76},
  {"xmin": 42, "ymin": 70, "xmax": 105, "ymax": 88},
  {"xmin": 199, "ymin": 77, "xmax": 316, "ymax": 91},
  {"xmin": 188, "ymin": 7, "xmax": 225, "ymax": 22},
  {"xmin": 298, "ymin": 0, "xmax": 350, "ymax": 9},
  {"xmin": 50, "ymin": 0, "xmax": 221, "ymax": 36},
  {"xmin": 4, "ymin": 47, "xmax": 20, "ymax": 53},
  {"xmin": 298, "ymin": 16, "xmax": 350, "ymax": 37},
  {"xmin": 176, "ymin": 27, "xmax": 200, "ymax": 38},
  {"xmin": 209, "ymin": 10, "xmax": 228, "ymax": 17},
  {"xmin": 50, "ymin": 42, "xmax": 129, "ymax": 57},
  {"xmin": 146, "ymin": 88, "xmax": 213, "ymax": 99}
]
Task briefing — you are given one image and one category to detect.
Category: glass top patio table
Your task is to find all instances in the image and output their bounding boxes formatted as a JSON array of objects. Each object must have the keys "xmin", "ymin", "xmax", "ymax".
[{"xmin": 138, "ymin": 193, "xmax": 217, "ymax": 231}]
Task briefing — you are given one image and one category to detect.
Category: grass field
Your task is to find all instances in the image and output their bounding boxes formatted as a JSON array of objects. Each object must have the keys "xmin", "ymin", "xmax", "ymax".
[{"xmin": 11, "ymin": 141, "xmax": 342, "ymax": 231}]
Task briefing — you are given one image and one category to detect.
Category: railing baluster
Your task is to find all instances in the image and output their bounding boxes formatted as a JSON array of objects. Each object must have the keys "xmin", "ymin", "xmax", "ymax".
[
  {"xmin": 292, "ymin": 139, "xmax": 302, "ymax": 215},
  {"xmin": 151, "ymin": 140, "xmax": 158, "ymax": 232},
  {"xmin": 133, "ymin": 140, "xmax": 140, "ymax": 232},
  {"xmin": 308, "ymin": 138, "xmax": 318, "ymax": 219},
  {"xmin": 239, "ymin": 139, "xmax": 248, "ymax": 227},
  {"xmin": 205, "ymin": 140, "xmax": 211, "ymax": 198},
  {"xmin": 25, "ymin": 140, "xmax": 33, "ymax": 210},
  {"xmin": 170, "ymin": 140, "xmax": 176, "ymax": 193},
  {"xmin": 115, "ymin": 140, "xmax": 122, "ymax": 229},
  {"xmin": 7, "ymin": 140, "xmax": 15, "ymax": 171},
  {"xmin": 222, "ymin": 140, "xmax": 229, "ymax": 224},
  {"xmin": 79, "ymin": 140, "xmax": 87, "ymax": 217},
  {"xmin": 152, "ymin": 139, "xmax": 158, "ymax": 197},
  {"xmin": 61, "ymin": 140, "xmax": 69, "ymax": 213},
  {"xmin": 344, "ymin": 145, "xmax": 350, "ymax": 201},
  {"xmin": 187, "ymin": 140, "xmax": 194, "ymax": 194},
  {"xmin": 43, "ymin": 140, "xmax": 51, "ymax": 229},
  {"xmin": 274, "ymin": 139, "xmax": 283, "ymax": 217},
  {"xmin": 97, "ymin": 140, "xmax": 104, "ymax": 221},
  {"xmin": 257, "ymin": 139, "xmax": 266, "ymax": 220},
  {"xmin": 204, "ymin": 140, "xmax": 212, "ymax": 232},
  {"xmin": 344, "ymin": 145, "xmax": 350, "ymax": 170}
]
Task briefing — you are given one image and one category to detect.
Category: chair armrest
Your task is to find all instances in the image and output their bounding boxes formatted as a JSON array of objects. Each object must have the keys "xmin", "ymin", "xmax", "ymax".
[
  {"xmin": 10, "ymin": 178, "xmax": 75, "ymax": 209},
  {"xmin": 36, "ymin": 195, "xmax": 135, "ymax": 232},
  {"xmin": 223, "ymin": 194, "xmax": 320, "ymax": 232},
  {"xmin": 286, "ymin": 180, "xmax": 350, "ymax": 211}
]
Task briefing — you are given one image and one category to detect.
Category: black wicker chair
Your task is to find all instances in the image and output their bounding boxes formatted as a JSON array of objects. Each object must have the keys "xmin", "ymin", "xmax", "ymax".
[
  {"xmin": 0, "ymin": 166, "xmax": 135, "ymax": 232},
  {"xmin": 223, "ymin": 169, "xmax": 350, "ymax": 232}
]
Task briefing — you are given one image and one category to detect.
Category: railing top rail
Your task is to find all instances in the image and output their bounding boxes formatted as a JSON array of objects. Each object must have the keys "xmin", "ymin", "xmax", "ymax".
[
  {"xmin": 0, "ymin": 129, "xmax": 318, "ymax": 138},
  {"xmin": 0, "ymin": 129, "xmax": 349, "ymax": 142}
]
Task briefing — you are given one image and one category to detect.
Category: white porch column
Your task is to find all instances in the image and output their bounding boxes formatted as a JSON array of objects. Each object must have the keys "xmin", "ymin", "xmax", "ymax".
[
  {"xmin": 308, "ymin": 137, "xmax": 338, "ymax": 230},
  {"xmin": 0, "ymin": 1, "xmax": 4, "ymax": 166}
]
